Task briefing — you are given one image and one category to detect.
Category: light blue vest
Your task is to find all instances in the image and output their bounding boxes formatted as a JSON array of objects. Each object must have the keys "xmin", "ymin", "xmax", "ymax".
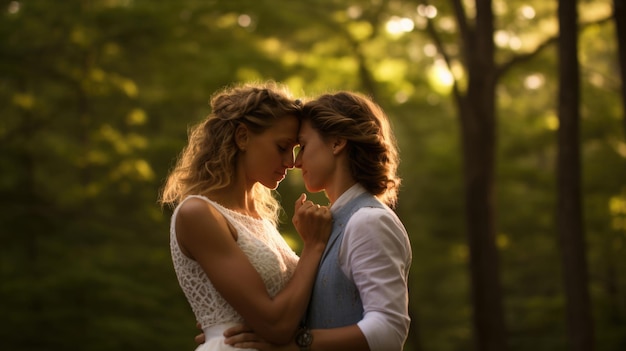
[{"xmin": 306, "ymin": 192, "xmax": 384, "ymax": 328}]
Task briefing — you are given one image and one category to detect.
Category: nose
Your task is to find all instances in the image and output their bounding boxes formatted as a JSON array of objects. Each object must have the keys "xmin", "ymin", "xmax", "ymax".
[
  {"xmin": 284, "ymin": 149, "xmax": 295, "ymax": 169},
  {"xmin": 294, "ymin": 149, "xmax": 302, "ymax": 169}
]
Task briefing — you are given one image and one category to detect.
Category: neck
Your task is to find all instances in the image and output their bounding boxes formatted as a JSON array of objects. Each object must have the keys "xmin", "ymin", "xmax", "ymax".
[
  {"xmin": 207, "ymin": 181, "xmax": 257, "ymax": 215},
  {"xmin": 324, "ymin": 152, "xmax": 357, "ymax": 204},
  {"xmin": 325, "ymin": 177, "xmax": 357, "ymax": 204}
]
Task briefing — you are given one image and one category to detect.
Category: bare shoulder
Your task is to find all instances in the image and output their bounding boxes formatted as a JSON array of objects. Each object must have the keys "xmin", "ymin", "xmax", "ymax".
[
  {"xmin": 176, "ymin": 197, "xmax": 232, "ymax": 241},
  {"xmin": 177, "ymin": 197, "xmax": 219, "ymax": 220}
]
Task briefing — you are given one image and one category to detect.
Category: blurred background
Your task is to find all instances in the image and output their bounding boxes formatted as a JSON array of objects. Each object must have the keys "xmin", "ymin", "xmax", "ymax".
[{"xmin": 1, "ymin": 0, "xmax": 624, "ymax": 350}]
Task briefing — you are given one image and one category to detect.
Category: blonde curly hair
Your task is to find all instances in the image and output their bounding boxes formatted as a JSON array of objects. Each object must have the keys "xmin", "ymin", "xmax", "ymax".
[{"xmin": 159, "ymin": 81, "xmax": 302, "ymax": 225}]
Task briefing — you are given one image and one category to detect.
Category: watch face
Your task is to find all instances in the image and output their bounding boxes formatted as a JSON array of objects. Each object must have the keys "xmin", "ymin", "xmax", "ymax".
[{"xmin": 296, "ymin": 328, "xmax": 313, "ymax": 347}]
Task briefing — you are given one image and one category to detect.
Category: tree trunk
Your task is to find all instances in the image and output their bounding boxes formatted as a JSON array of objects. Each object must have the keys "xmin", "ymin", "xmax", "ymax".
[
  {"xmin": 557, "ymin": 1, "xmax": 595, "ymax": 350},
  {"xmin": 457, "ymin": 0, "xmax": 507, "ymax": 350},
  {"xmin": 614, "ymin": 0, "xmax": 626, "ymax": 137}
]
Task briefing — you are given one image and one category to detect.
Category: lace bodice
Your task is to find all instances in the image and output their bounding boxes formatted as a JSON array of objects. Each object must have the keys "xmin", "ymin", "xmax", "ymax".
[{"xmin": 170, "ymin": 195, "xmax": 299, "ymax": 328}]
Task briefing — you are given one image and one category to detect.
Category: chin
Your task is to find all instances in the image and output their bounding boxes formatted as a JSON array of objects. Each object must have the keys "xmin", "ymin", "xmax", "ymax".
[
  {"xmin": 304, "ymin": 183, "xmax": 322, "ymax": 193},
  {"xmin": 270, "ymin": 183, "xmax": 281, "ymax": 190},
  {"xmin": 262, "ymin": 180, "xmax": 281, "ymax": 190}
]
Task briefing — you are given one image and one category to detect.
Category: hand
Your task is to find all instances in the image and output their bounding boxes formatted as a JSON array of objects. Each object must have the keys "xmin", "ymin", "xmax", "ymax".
[
  {"xmin": 224, "ymin": 323, "xmax": 297, "ymax": 351},
  {"xmin": 194, "ymin": 322, "xmax": 205, "ymax": 345},
  {"xmin": 292, "ymin": 193, "xmax": 332, "ymax": 249}
]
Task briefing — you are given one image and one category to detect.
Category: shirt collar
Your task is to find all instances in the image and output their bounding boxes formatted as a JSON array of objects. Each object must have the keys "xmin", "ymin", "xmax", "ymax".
[{"xmin": 330, "ymin": 183, "xmax": 367, "ymax": 213}]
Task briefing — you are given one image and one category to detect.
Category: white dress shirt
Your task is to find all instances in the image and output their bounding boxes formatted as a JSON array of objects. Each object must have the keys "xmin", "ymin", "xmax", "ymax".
[{"xmin": 331, "ymin": 184, "xmax": 412, "ymax": 351}]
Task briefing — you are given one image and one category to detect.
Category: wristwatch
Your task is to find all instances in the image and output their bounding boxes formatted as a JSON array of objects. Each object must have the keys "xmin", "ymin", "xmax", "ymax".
[{"xmin": 295, "ymin": 327, "xmax": 313, "ymax": 351}]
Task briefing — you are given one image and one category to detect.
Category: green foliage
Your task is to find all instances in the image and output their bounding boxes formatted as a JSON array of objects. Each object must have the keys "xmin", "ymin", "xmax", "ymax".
[{"xmin": 0, "ymin": 0, "xmax": 624, "ymax": 350}]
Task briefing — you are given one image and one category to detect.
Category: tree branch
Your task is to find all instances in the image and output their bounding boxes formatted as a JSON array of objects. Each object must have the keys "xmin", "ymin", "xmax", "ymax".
[
  {"xmin": 497, "ymin": 15, "xmax": 613, "ymax": 78},
  {"xmin": 451, "ymin": 0, "xmax": 472, "ymax": 63},
  {"xmin": 418, "ymin": 0, "xmax": 463, "ymax": 102}
]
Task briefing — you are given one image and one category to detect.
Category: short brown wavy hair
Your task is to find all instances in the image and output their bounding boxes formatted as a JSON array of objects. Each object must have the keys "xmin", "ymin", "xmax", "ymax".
[{"xmin": 301, "ymin": 91, "xmax": 401, "ymax": 207}]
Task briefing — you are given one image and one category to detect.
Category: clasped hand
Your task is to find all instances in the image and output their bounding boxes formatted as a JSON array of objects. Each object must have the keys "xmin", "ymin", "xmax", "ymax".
[{"xmin": 292, "ymin": 193, "xmax": 332, "ymax": 249}]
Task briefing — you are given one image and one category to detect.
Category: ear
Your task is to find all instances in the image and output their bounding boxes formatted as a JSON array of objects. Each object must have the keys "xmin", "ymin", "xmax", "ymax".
[
  {"xmin": 331, "ymin": 137, "xmax": 348, "ymax": 155},
  {"xmin": 235, "ymin": 124, "xmax": 249, "ymax": 151}
]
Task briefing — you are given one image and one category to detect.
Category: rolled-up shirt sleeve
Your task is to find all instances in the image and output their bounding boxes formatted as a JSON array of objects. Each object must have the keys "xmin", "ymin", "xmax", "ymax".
[{"xmin": 339, "ymin": 207, "xmax": 412, "ymax": 351}]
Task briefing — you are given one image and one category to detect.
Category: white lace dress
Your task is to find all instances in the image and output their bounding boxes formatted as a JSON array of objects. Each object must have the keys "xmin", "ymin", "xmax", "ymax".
[{"xmin": 170, "ymin": 195, "xmax": 299, "ymax": 350}]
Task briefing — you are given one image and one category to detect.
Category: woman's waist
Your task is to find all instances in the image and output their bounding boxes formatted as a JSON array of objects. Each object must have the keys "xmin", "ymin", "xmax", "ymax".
[{"xmin": 203, "ymin": 322, "xmax": 241, "ymax": 340}]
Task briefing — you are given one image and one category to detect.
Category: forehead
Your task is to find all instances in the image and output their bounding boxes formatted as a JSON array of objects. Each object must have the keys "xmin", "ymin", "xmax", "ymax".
[
  {"xmin": 298, "ymin": 119, "xmax": 316, "ymax": 141},
  {"xmin": 265, "ymin": 114, "xmax": 299, "ymax": 140}
]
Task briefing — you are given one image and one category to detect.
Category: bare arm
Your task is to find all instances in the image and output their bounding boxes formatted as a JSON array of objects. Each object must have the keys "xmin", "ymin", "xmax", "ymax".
[
  {"xmin": 308, "ymin": 325, "xmax": 369, "ymax": 351},
  {"xmin": 223, "ymin": 324, "xmax": 368, "ymax": 351},
  {"xmin": 177, "ymin": 195, "xmax": 331, "ymax": 344}
]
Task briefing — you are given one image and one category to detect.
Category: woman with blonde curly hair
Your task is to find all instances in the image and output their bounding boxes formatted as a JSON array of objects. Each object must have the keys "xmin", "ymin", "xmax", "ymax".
[
  {"xmin": 160, "ymin": 81, "xmax": 332, "ymax": 351},
  {"xmin": 225, "ymin": 91, "xmax": 412, "ymax": 351}
]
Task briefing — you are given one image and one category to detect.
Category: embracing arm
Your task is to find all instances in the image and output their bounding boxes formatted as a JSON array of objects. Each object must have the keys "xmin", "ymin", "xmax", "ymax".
[
  {"xmin": 306, "ymin": 325, "xmax": 369, "ymax": 351},
  {"xmin": 177, "ymin": 195, "xmax": 331, "ymax": 344},
  {"xmin": 224, "ymin": 324, "xmax": 368, "ymax": 351},
  {"xmin": 225, "ymin": 207, "xmax": 412, "ymax": 351}
]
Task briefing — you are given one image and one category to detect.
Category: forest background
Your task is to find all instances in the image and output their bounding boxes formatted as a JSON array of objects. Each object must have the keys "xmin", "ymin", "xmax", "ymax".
[{"xmin": 1, "ymin": 0, "xmax": 624, "ymax": 350}]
